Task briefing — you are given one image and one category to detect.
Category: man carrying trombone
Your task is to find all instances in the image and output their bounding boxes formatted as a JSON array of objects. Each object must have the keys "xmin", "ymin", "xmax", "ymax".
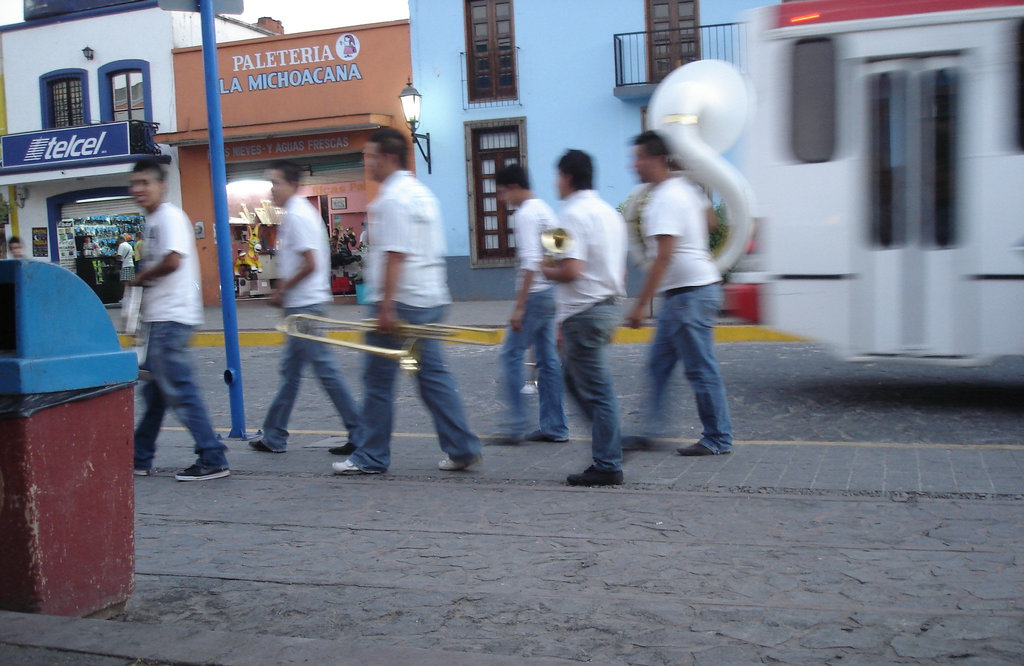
[
  {"xmin": 541, "ymin": 150, "xmax": 627, "ymax": 486},
  {"xmin": 332, "ymin": 128, "xmax": 482, "ymax": 475},
  {"xmin": 248, "ymin": 160, "xmax": 363, "ymax": 455}
]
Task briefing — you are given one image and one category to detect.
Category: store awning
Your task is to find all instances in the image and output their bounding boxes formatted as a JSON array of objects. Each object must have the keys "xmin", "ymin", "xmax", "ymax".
[
  {"xmin": 157, "ymin": 113, "xmax": 394, "ymax": 146},
  {"xmin": 0, "ymin": 154, "xmax": 171, "ymax": 187}
]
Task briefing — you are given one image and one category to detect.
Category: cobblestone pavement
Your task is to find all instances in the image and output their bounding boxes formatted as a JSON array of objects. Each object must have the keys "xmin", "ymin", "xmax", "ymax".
[{"xmin": 4, "ymin": 340, "xmax": 1023, "ymax": 664}]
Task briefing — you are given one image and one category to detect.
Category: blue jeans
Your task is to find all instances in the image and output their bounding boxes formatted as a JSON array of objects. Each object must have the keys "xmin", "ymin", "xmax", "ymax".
[
  {"xmin": 134, "ymin": 321, "xmax": 228, "ymax": 470},
  {"xmin": 560, "ymin": 300, "xmax": 622, "ymax": 472},
  {"xmin": 348, "ymin": 303, "xmax": 481, "ymax": 473},
  {"xmin": 498, "ymin": 287, "xmax": 568, "ymax": 439},
  {"xmin": 645, "ymin": 283, "xmax": 733, "ymax": 453},
  {"xmin": 261, "ymin": 303, "xmax": 362, "ymax": 452}
]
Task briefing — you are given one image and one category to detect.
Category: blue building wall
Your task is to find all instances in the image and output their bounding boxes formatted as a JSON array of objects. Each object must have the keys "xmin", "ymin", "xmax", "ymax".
[{"xmin": 409, "ymin": 0, "xmax": 647, "ymax": 300}]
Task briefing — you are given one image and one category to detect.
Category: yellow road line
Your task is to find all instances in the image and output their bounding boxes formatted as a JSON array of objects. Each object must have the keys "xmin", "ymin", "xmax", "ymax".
[
  {"xmin": 120, "ymin": 325, "xmax": 805, "ymax": 348},
  {"xmin": 164, "ymin": 427, "xmax": 1019, "ymax": 450}
]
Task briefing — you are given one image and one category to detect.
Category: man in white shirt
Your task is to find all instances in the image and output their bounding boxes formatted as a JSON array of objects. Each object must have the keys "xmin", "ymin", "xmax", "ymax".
[
  {"xmin": 248, "ymin": 160, "xmax": 362, "ymax": 455},
  {"xmin": 129, "ymin": 158, "xmax": 229, "ymax": 482},
  {"xmin": 493, "ymin": 164, "xmax": 568, "ymax": 445},
  {"xmin": 625, "ymin": 130, "xmax": 733, "ymax": 456},
  {"xmin": 540, "ymin": 150, "xmax": 627, "ymax": 486},
  {"xmin": 332, "ymin": 128, "xmax": 481, "ymax": 475}
]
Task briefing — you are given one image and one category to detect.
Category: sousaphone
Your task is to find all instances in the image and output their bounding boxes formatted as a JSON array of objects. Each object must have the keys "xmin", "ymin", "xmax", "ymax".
[{"xmin": 646, "ymin": 59, "xmax": 755, "ymax": 274}]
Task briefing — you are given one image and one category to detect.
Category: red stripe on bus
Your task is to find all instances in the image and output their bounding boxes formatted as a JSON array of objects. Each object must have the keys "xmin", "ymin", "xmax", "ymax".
[{"xmin": 775, "ymin": 0, "xmax": 1024, "ymax": 28}]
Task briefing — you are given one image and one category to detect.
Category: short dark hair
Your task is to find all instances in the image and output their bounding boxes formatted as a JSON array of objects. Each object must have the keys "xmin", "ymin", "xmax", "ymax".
[
  {"xmin": 8, "ymin": 236, "xmax": 21, "ymax": 245},
  {"xmin": 132, "ymin": 157, "xmax": 167, "ymax": 182},
  {"xmin": 557, "ymin": 149, "xmax": 594, "ymax": 191},
  {"xmin": 369, "ymin": 128, "xmax": 409, "ymax": 169},
  {"xmin": 269, "ymin": 160, "xmax": 302, "ymax": 185},
  {"xmin": 633, "ymin": 130, "xmax": 670, "ymax": 157},
  {"xmin": 495, "ymin": 164, "xmax": 530, "ymax": 189}
]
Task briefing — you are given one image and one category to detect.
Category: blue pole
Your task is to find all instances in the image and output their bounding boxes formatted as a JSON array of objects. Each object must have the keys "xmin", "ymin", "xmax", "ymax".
[{"xmin": 199, "ymin": 0, "xmax": 247, "ymax": 438}]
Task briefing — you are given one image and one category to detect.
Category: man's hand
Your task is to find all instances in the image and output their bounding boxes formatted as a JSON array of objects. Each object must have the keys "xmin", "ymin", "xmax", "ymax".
[
  {"xmin": 627, "ymin": 304, "xmax": 646, "ymax": 329},
  {"xmin": 509, "ymin": 305, "xmax": 525, "ymax": 332},
  {"xmin": 269, "ymin": 289, "xmax": 284, "ymax": 307},
  {"xmin": 377, "ymin": 301, "xmax": 398, "ymax": 334}
]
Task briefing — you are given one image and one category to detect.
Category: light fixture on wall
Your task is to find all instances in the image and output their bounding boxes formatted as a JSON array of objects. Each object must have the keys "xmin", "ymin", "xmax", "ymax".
[
  {"xmin": 15, "ymin": 185, "xmax": 28, "ymax": 208},
  {"xmin": 82, "ymin": 46, "xmax": 95, "ymax": 61},
  {"xmin": 399, "ymin": 80, "xmax": 432, "ymax": 174}
]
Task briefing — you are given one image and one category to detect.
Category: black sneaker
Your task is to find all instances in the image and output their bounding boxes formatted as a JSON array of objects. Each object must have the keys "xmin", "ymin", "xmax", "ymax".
[
  {"xmin": 249, "ymin": 438, "xmax": 285, "ymax": 453},
  {"xmin": 175, "ymin": 464, "xmax": 230, "ymax": 482},
  {"xmin": 566, "ymin": 465, "xmax": 623, "ymax": 487},
  {"xmin": 328, "ymin": 442, "xmax": 357, "ymax": 455}
]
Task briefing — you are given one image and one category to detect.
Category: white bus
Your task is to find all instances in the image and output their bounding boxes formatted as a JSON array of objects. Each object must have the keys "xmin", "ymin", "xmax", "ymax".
[{"xmin": 744, "ymin": 0, "xmax": 1024, "ymax": 365}]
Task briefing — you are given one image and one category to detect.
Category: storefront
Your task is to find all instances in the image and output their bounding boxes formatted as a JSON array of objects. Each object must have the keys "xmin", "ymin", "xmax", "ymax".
[
  {"xmin": 0, "ymin": 121, "xmax": 168, "ymax": 304},
  {"xmin": 159, "ymin": 20, "xmax": 412, "ymax": 304}
]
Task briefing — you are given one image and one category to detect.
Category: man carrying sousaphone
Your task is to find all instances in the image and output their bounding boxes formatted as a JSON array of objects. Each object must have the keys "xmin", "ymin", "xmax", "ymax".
[
  {"xmin": 331, "ymin": 128, "xmax": 482, "ymax": 476},
  {"xmin": 541, "ymin": 149, "xmax": 628, "ymax": 486}
]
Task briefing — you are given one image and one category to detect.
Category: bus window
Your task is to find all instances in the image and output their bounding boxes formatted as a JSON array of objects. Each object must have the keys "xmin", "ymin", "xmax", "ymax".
[
  {"xmin": 869, "ymin": 71, "xmax": 908, "ymax": 248},
  {"xmin": 923, "ymin": 68, "xmax": 959, "ymax": 248},
  {"xmin": 791, "ymin": 38, "xmax": 837, "ymax": 163}
]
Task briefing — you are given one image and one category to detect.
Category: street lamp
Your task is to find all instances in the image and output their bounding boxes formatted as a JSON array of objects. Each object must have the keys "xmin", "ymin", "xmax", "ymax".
[
  {"xmin": 82, "ymin": 46, "xmax": 95, "ymax": 61},
  {"xmin": 399, "ymin": 80, "xmax": 431, "ymax": 174}
]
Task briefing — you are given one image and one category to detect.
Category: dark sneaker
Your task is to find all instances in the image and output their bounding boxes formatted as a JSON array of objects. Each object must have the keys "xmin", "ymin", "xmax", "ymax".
[
  {"xmin": 174, "ymin": 464, "xmax": 230, "ymax": 482},
  {"xmin": 566, "ymin": 465, "xmax": 623, "ymax": 487},
  {"xmin": 249, "ymin": 438, "xmax": 285, "ymax": 453},
  {"xmin": 524, "ymin": 430, "xmax": 569, "ymax": 443},
  {"xmin": 676, "ymin": 443, "xmax": 729, "ymax": 457},
  {"xmin": 328, "ymin": 442, "xmax": 357, "ymax": 456}
]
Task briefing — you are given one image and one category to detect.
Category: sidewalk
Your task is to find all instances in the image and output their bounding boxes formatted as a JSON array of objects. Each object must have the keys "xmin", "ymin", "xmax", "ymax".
[{"xmin": 3, "ymin": 340, "xmax": 1022, "ymax": 664}]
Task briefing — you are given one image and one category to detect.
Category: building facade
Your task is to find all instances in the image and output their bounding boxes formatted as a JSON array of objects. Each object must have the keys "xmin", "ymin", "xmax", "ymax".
[{"xmin": 0, "ymin": 1, "xmax": 267, "ymax": 301}]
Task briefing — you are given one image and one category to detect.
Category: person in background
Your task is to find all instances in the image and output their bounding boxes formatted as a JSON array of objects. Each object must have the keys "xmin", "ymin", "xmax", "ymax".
[
  {"xmin": 117, "ymin": 234, "xmax": 136, "ymax": 287},
  {"xmin": 8, "ymin": 236, "xmax": 25, "ymax": 258},
  {"xmin": 540, "ymin": 149, "xmax": 627, "ymax": 487},
  {"xmin": 129, "ymin": 157, "xmax": 230, "ymax": 482},
  {"xmin": 492, "ymin": 164, "xmax": 569, "ymax": 445}
]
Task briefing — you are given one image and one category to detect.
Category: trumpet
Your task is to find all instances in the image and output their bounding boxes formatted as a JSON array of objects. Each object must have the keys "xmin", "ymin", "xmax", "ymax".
[
  {"xmin": 276, "ymin": 314, "xmax": 499, "ymax": 373},
  {"xmin": 540, "ymin": 227, "xmax": 574, "ymax": 262}
]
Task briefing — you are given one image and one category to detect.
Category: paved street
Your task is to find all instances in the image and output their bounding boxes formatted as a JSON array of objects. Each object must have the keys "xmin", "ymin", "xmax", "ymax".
[{"xmin": 2, "ymin": 324, "xmax": 1023, "ymax": 664}]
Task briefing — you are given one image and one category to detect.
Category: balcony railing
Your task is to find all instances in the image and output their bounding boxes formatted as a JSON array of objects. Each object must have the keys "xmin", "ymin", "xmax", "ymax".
[{"xmin": 614, "ymin": 22, "xmax": 747, "ymax": 90}]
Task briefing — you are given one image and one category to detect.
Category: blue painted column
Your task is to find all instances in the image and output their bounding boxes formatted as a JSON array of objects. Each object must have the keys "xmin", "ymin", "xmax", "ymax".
[{"xmin": 199, "ymin": 0, "xmax": 247, "ymax": 438}]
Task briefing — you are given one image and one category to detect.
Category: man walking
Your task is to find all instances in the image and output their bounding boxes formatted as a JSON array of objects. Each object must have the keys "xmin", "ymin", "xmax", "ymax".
[
  {"xmin": 248, "ymin": 160, "xmax": 363, "ymax": 455},
  {"xmin": 130, "ymin": 157, "xmax": 229, "ymax": 481},
  {"xmin": 332, "ymin": 128, "xmax": 481, "ymax": 475},
  {"xmin": 493, "ymin": 164, "xmax": 569, "ymax": 445},
  {"xmin": 541, "ymin": 150, "xmax": 627, "ymax": 486},
  {"xmin": 117, "ymin": 234, "xmax": 135, "ymax": 287},
  {"xmin": 625, "ymin": 130, "xmax": 733, "ymax": 456}
]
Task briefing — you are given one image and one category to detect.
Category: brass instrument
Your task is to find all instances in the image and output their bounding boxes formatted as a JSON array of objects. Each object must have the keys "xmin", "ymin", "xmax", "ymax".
[
  {"xmin": 276, "ymin": 314, "xmax": 499, "ymax": 373},
  {"xmin": 540, "ymin": 227, "xmax": 574, "ymax": 262}
]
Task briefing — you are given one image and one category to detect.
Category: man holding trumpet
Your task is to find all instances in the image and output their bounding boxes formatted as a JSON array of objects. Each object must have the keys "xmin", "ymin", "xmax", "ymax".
[
  {"xmin": 541, "ymin": 150, "xmax": 627, "ymax": 486},
  {"xmin": 332, "ymin": 128, "xmax": 482, "ymax": 476}
]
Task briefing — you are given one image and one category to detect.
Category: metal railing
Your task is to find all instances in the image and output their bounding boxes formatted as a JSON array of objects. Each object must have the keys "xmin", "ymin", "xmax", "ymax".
[
  {"xmin": 128, "ymin": 120, "xmax": 162, "ymax": 155},
  {"xmin": 614, "ymin": 22, "xmax": 747, "ymax": 88}
]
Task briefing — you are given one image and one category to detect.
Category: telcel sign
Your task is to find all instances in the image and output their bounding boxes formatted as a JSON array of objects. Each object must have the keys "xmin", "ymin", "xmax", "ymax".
[{"xmin": 1, "ymin": 122, "xmax": 131, "ymax": 169}]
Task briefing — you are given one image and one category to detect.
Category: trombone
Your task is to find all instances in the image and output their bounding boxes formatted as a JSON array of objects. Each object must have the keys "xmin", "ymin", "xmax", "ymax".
[{"xmin": 276, "ymin": 314, "xmax": 499, "ymax": 372}]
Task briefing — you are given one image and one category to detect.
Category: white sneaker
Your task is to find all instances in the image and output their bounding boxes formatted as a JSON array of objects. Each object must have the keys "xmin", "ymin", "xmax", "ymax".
[
  {"xmin": 332, "ymin": 459, "xmax": 379, "ymax": 475},
  {"xmin": 438, "ymin": 454, "xmax": 482, "ymax": 471}
]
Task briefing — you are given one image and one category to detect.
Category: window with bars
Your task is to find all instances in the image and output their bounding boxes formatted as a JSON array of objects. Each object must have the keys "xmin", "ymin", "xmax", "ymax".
[
  {"xmin": 647, "ymin": 0, "xmax": 700, "ymax": 83},
  {"xmin": 465, "ymin": 0, "xmax": 517, "ymax": 102},
  {"xmin": 48, "ymin": 77, "xmax": 85, "ymax": 128},
  {"xmin": 109, "ymin": 70, "xmax": 146, "ymax": 121},
  {"xmin": 468, "ymin": 122, "xmax": 525, "ymax": 262}
]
